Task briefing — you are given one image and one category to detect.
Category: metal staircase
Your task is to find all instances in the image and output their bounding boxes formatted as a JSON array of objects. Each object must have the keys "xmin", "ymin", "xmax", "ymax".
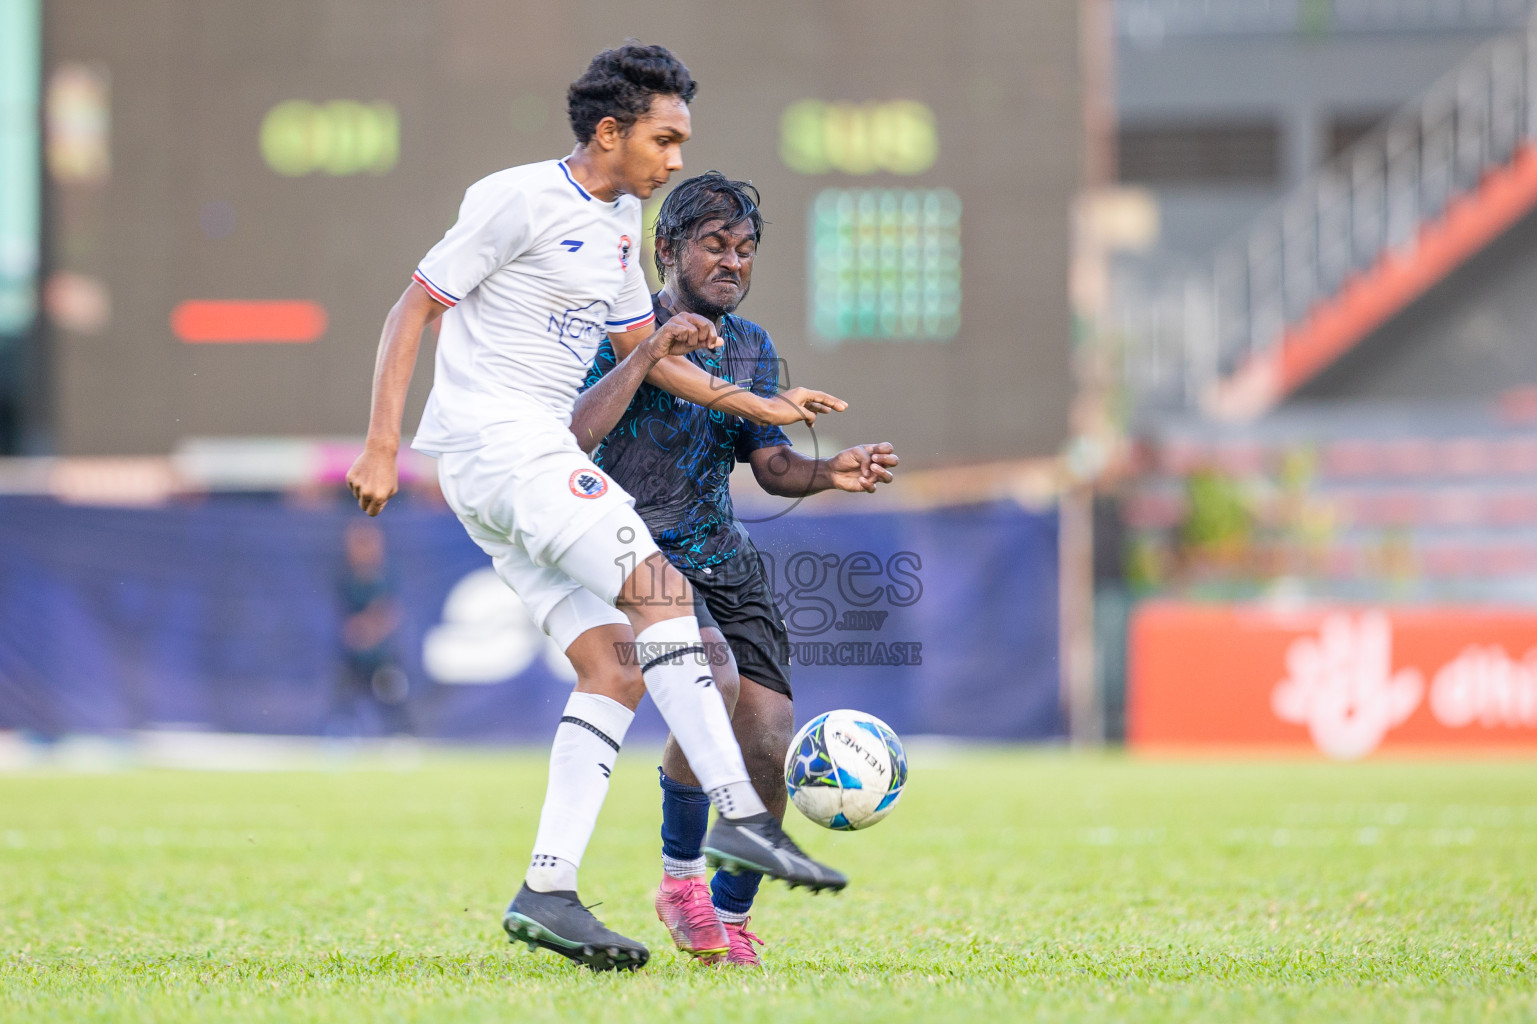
[{"xmin": 1120, "ymin": 10, "xmax": 1537, "ymax": 419}]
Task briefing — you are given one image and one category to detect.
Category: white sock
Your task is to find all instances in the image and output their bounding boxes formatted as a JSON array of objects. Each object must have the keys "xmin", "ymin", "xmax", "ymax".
[
  {"xmin": 663, "ymin": 854, "xmax": 707, "ymax": 879},
  {"xmin": 526, "ymin": 853, "xmax": 577, "ymax": 893},
  {"xmin": 525, "ymin": 691, "xmax": 634, "ymax": 893},
  {"xmin": 716, "ymin": 908, "xmax": 750, "ymax": 925},
  {"xmin": 635, "ymin": 616, "xmax": 767, "ymax": 819}
]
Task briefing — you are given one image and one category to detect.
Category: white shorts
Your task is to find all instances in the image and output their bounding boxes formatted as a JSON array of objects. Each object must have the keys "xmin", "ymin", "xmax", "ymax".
[{"xmin": 436, "ymin": 420, "xmax": 652, "ymax": 651}]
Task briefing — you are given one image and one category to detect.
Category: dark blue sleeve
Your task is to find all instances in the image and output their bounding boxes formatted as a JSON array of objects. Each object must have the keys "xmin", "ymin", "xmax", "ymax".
[
  {"xmin": 580, "ymin": 340, "xmax": 619, "ymax": 393},
  {"xmin": 734, "ymin": 329, "xmax": 791, "ymax": 461}
]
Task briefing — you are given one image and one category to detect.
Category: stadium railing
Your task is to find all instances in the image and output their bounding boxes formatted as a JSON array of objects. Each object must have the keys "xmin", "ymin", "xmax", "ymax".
[{"xmin": 1118, "ymin": 8, "xmax": 1537, "ymax": 419}]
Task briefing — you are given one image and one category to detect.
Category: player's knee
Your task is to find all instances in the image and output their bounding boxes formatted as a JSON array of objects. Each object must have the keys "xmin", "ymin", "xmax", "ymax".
[
  {"xmin": 575, "ymin": 659, "xmax": 646, "ymax": 708},
  {"xmin": 617, "ymin": 553, "xmax": 693, "ymax": 623},
  {"xmin": 741, "ymin": 719, "xmax": 790, "ymax": 780},
  {"xmin": 743, "ymin": 699, "xmax": 794, "ymax": 777},
  {"xmin": 567, "ymin": 632, "xmax": 646, "ymax": 708},
  {"xmin": 611, "ymin": 663, "xmax": 647, "ymax": 706}
]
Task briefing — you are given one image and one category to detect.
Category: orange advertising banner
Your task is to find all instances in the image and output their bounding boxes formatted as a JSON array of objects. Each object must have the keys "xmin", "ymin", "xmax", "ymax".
[{"xmin": 1129, "ymin": 603, "xmax": 1537, "ymax": 758}]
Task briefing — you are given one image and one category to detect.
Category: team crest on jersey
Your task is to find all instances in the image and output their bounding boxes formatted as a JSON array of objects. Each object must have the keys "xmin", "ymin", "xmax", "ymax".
[
  {"xmin": 618, "ymin": 235, "xmax": 632, "ymax": 270},
  {"xmin": 569, "ymin": 468, "xmax": 609, "ymax": 499}
]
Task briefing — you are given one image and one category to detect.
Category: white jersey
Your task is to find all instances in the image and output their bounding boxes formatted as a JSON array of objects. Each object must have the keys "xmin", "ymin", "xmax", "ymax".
[{"xmin": 410, "ymin": 159, "xmax": 655, "ymax": 455}]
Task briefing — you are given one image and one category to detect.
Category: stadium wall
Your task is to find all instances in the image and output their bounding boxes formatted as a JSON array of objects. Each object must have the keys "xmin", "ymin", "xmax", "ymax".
[{"xmin": 0, "ymin": 497, "xmax": 1062, "ymax": 742}]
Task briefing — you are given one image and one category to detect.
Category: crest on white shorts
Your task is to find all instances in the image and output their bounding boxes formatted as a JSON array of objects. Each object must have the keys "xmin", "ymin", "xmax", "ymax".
[{"xmin": 569, "ymin": 468, "xmax": 609, "ymax": 498}]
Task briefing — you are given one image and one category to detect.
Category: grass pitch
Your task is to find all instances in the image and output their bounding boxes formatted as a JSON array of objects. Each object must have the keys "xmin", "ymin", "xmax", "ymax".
[{"xmin": 2, "ymin": 747, "xmax": 1535, "ymax": 1023}]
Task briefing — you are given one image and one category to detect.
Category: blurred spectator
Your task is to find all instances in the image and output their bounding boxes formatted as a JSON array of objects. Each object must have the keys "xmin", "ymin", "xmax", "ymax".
[{"xmin": 330, "ymin": 521, "xmax": 412, "ymax": 735}]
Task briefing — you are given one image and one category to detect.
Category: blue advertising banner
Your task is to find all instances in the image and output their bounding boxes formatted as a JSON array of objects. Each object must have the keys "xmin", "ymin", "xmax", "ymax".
[{"xmin": 0, "ymin": 496, "xmax": 1060, "ymax": 742}]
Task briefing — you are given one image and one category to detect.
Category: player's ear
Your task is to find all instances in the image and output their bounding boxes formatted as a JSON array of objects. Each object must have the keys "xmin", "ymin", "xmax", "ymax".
[
  {"xmin": 656, "ymin": 237, "xmax": 676, "ymax": 269},
  {"xmin": 591, "ymin": 115, "xmax": 622, "ymax": 152}
]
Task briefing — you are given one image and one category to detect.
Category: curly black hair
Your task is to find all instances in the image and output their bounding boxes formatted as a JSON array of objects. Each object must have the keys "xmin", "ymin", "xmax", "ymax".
[
  {"xmin": 653, "ymin": 171, "xmax": 764, "ymax": 283},
  {"xmin": 567, "ymin": 43, "xmax": 697, "ymax": 145}
]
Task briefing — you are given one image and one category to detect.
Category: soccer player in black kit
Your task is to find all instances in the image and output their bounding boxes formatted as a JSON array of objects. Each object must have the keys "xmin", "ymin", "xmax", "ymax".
[{"xmin": 570, "ymin": 172, "xmax": 899, "ymax": 965}]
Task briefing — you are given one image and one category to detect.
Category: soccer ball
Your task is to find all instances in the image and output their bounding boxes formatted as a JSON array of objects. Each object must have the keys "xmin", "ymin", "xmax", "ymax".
[{"xmin": 784, "ymin": 709, "xmax": 908, "ymax": 830}]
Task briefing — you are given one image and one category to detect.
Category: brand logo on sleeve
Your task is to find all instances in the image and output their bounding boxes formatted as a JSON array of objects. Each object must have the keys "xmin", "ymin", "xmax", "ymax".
[
  {"xmin": 559, "ymin": 239, "xmax": 584, "ymax": 252},
  {"xmin": 618, "ymin": 235, "xmax": 632, "ymax": 270},
  {"xmin": 569, "ymin": 469, "xmax": 609, "ymax": 499}
]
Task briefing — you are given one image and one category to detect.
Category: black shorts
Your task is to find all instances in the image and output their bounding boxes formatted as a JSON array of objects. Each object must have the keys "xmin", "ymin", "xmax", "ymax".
[{"xmin": 683, "ymin": 545, "xmax": 792, "ymax": 699}]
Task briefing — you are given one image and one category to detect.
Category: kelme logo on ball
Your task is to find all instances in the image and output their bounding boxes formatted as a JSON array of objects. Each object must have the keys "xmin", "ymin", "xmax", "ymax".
[
  {"xmin": 569, "ymin": 469, "xmax": 608, "ymax": 499},
  {"xmin": 785, "ymin": 710, "xmax": 907, "ymax": 832}
]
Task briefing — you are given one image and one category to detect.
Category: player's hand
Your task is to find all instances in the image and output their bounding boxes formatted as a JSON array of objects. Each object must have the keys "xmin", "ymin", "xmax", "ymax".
[
  {"xmin": 758, "ymin": 387, "xmax": 848, "ymax": 426},
  {"xmin": 826, "ymin": 442, "xmax": 899, "ymax": 493},
  {"xmin": 647, "ymin": 312, "xmax": 722, "ymax": 359},
  {"xmin": 347, "ymin": 443, "xmax": 400, "ymax": 516}
]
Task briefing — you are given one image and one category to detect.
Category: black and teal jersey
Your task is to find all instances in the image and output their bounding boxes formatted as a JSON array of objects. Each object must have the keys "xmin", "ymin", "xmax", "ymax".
[{"xmin": 581, "ymin": 296, "xmax": 790, "ymax": 571}]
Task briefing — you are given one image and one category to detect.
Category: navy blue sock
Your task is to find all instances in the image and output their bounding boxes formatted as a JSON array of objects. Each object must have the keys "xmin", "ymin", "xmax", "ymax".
[
  {"xmin": 659, "ymin": 767, "xmax": 710, "ymax": 862},
  {"xmin": 711, "ymin": 865, "xmax": 762, "ymax": 915}
]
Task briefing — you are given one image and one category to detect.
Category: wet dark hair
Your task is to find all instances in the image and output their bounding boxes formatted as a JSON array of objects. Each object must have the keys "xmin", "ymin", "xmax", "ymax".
[
  {"xmin": 653, "ymin": 171, "xmax": 764, "ymax": 283},
  {"xmin": 567, "ymin": 43, "xmax": 697, "ymax": 145}
]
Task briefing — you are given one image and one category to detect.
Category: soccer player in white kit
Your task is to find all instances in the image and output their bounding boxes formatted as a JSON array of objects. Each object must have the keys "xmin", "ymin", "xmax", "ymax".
[{"xmin": 346, "ymin": 45, "xmax": 845, "ymax": 972}]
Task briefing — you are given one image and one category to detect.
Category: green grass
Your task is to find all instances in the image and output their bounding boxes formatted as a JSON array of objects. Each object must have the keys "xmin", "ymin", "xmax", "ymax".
[{"xmin": 2, "ymin": 748, "xmax": 1535, "ymax": 1022}]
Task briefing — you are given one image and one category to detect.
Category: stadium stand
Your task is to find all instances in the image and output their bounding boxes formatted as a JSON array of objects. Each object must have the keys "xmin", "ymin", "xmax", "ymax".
[
  {"xmin": 1120, "ymin": 8, "xmax": 1537, "ymax": 419},
  {"xmin": 1126, "ymin": 400, "xmax": 1537, "ymax": 595},
  {"xmin": 1113, "ymin": 8, "xmax": 1537, "ymax": 607}
]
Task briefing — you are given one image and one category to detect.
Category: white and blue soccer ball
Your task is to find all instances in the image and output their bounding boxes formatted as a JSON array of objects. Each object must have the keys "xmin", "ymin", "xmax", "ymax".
[{"xmin": 784, "ymin": 709, "xmax": 908, "ymax": 831}]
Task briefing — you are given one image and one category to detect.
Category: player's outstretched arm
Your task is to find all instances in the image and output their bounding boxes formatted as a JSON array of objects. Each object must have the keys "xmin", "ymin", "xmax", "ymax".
[
  {"xmin": 748, "ymin": 442, "xmax": 899, "ymax": 498},
  {"xmin": 569, "ymin": 312, "xmax": 721, "ymax": 453},
  {"xmin": 608, "ymin": 328, "xmax": 846, "ymax": 427},
  {"xmin": 346, "ymin": 281, "xmax": 447, "ymax": 516}
]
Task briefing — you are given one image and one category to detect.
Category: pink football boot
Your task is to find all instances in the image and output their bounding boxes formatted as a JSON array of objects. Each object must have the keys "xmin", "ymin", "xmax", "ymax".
[
  {"xmin": 654, "ymin": 875, "xmax": 728, "ymax": 962},
  {"xmin": 722, "ymin": 917, "xmax": 764, "ymax": 967}
]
